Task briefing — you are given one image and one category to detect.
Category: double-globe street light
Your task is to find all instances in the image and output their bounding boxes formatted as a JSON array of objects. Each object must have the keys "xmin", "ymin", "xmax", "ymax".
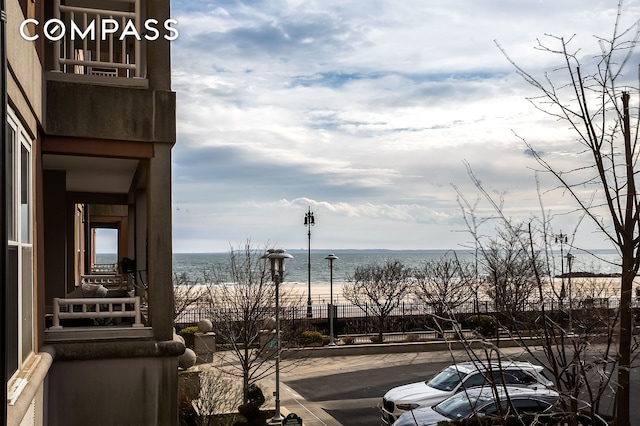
[
  {"xmin": 554, "ymin": 232, "xmax": 568, "ymax": 303},
  {"xmin": 325, "ymin": 254, "xmax": 339, "ymax": 346},
  {"xmin": 261, "ymin": 248, "xmax": 293, "ymax": 422},
  {"xmin": 567, "ymin": 252, "xmax": 574, "ymax": 334},
  {"xmin": 304, "ymin": 207, "xmax": 315, "ymax": 318}
]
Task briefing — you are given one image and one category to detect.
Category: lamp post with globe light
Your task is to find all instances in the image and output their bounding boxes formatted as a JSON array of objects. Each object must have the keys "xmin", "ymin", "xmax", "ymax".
[
  {"xmin": 261, "ymin": 248, "xmax": 293, "ymax": 422},
  {"xmin": 555, "ymin": 232, "xmax": 568, "ymax": 304},
  {"xmin": 304, "ymin": 207, "xmax": 315, "ymax": 318},
  {"xmin": 325, "ymin": 254, "xmax": 339, "ymax": 346},
  {"xmin": 567, "ymin": 252, "xmax": 574, "ymax": 334}
]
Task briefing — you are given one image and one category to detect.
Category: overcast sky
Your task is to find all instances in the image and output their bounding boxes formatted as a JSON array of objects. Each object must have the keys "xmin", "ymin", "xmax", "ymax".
[{"xmin": 164, "ymin": 0, "xmax": 640, "ymax": 253}]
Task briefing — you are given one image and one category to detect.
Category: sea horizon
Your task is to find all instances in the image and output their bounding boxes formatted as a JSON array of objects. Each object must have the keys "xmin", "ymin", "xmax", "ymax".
[
  {"xmin": 149, "ymin": 247, "xmax": 620, "ymax": 255},
  {"xmin": 97, "ymin": 248, "xmax": 622, "ymax": 288}
]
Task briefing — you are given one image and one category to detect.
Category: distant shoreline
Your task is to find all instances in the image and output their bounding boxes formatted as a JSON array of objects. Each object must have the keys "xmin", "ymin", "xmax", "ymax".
[{"xmin": 97, "ymin": 248, "xmax": 621, "ymax": 256}]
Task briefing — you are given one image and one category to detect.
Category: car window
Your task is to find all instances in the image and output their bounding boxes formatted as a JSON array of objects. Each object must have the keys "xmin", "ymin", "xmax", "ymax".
[
  {"xmin": 512, "ymin": 399, "xmax": 551, "ymax": 413},
  {"xmin": 462, "ymin": 373, "xmax": 486, "ymax": 388},
  {"xmin": 482, "ymin": 369, "xmax": 538, "ymax": 385},
  {"xmin": 480, "ymin": 401, "xmax": 504, "ymax": 415},
  {"xmin": 427, "ymin": 367, "xmax": 464, "ymax": 391},
  {"xmin": 505, "ymin": 370, "xmax": 538, "ymax": 385},
  {"xmin": 481, "ymin": 403, "xmax": 495, "ymax": 414},
  {"xmin": 482, "ymin": 399, "xmax": 550, "ymax": 416},
  {"xmin": 433, "ymin": 392, "xmax": 476, "ymax": 419}
]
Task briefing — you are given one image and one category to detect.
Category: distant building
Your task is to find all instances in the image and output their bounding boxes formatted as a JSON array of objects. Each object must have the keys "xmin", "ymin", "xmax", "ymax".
[{"xmin": 5, "ymin": 0, "xmax": 181, "ymax": 425}]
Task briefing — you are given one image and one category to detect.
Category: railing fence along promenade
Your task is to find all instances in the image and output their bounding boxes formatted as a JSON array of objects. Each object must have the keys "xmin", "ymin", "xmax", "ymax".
[{"xmin": 175, "ymin": 296, "xmax": 625, "ymax": 336}]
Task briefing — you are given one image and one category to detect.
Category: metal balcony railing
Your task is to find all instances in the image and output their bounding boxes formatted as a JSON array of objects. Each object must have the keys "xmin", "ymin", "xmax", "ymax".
[{"xmin": 53, "ymin": 0, "xmax": 142, "ymax": 78}]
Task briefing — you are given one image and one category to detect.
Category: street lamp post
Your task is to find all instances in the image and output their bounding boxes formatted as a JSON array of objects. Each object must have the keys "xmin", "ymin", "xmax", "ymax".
[
  {"xmin": 261, "ymin": 248, "xmax": 293, "ymax": 423},
  {"xmin": 555, "ymin": 233, "xmax": 568, "ymax": 304},
  {"xmin": 304, "ymin": 207, "xmax": 315, "ymax": 318},
  {"xmin": 325, "ymin": 254, "xmax": 339, "ymax": 346},
  {"xmin": 567, "ymin": 253, "xmax": 574, "ymax": 334}
]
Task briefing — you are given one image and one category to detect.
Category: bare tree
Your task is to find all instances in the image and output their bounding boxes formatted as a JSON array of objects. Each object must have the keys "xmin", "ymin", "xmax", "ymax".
[
  {"xmin": 496, "ymin": 2, "xmax": 640, "ymax": 422},
  {"xmin": 202, "ymin": 243, "xmax": 284, "ymax": 404},
  {"xmin": 173, "ymin": 271, "xmax": 206, "ymax": 322},
  {"xmin": 481, "ymin": 225, "xmax": 545, "ymax": 314},
  {"xmin": 413, "ymin": 254, "xmax": 476, "ymax": 318},
  {"xmin": 456, "ymin": 171, "xmax": 619, "ymax": 424},
  {"xmin": 343, "ymin": 259, "xmax": 413, "ymax": 342},
  {"xmin": 192, "ymin": 369, "xmax": 242, "ymax": 426}
]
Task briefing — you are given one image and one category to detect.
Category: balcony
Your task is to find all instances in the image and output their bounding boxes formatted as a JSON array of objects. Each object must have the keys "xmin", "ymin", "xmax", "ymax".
[
  {"xmin": 51, "ymin": 0, "xmax": 143, "ymax": 83},
  {"xmin": 45, "ymin": 270, "xmax": 153, "ymax": 342}
]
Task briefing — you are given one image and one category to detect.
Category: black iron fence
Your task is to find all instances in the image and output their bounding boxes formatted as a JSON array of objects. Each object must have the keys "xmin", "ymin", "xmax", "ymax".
[{"xmin": 175, "ymin": 296, "xmax": 626, "ymax": 338}]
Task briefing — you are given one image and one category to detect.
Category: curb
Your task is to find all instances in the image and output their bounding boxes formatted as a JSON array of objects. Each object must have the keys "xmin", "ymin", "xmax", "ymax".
[{"xmin": 281, "ymin": 337, "xmax": 527, "ymax": 359}]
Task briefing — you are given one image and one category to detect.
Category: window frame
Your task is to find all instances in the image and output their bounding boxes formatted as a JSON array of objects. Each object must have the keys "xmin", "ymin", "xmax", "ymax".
[{"xmin": 6, "ymin": 107, "xmax": 35, "ymax": 378}]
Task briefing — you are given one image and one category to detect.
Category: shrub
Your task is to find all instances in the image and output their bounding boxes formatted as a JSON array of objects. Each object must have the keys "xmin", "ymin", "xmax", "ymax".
[
  {"xmin": 467, "ymin": 315, "xmax": 498, "ymax": 337},
  {"xmin": 300, "ymin": 330, "xmax": 323, "ymax": 346},
  {"xmin": 321, "ymin": 335, "xmax": 331, "ymax": 345},
  {"xmin": 341, "ymin": 336, "xmax": 354, "ymax": 345},
  {"xmin": 369, "ymin": 335, "xmax": 382, "ymax": 343},
  {"xmin": 179, "ymin": 325, "xmax": 199, "ymax": 348}
]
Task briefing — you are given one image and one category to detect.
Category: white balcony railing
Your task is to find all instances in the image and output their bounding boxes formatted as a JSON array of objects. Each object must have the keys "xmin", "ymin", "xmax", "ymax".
[
  {"xmin": 50, "ymin": 296, "xmax": 144, "ymax": 329},
  {"xmin": 90, "ymin": 263, "xmax": 119, "ymax": 274},
  {"xmin": 53, "ymin": 0, "xmax": 141, "ymax": 78}
]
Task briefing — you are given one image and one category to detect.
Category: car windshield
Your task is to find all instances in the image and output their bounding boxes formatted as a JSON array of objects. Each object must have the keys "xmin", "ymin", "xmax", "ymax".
[
  {"xmin": 427, "ymin": 367, "xmax": 464, "ymax": 391},
  {"xmin": 432, "ymin": 392, "xmax": 477, "ymax": 419}
]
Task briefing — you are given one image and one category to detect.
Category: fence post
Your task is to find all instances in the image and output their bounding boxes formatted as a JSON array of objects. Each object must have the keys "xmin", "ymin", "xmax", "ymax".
[
  {"xmin": 402, "ymin": 302, "xmax": 405, "ymax": 334},
  {"xmin": 51, "ymin": 298, "xmax": 62, "ymax": 330},
  {"xmin": 365, "ymin": 303, "xmax": 369, "ymax": 335}
]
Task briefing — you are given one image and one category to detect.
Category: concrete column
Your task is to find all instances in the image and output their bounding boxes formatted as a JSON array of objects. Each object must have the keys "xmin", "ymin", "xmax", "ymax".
[
  {"xmin": 147, "ymin": 142, "xmax": 173, "ymax": 341},
  {"xmin": 145, "ymin": 0, "xmax": 172, "ymax": 90}
]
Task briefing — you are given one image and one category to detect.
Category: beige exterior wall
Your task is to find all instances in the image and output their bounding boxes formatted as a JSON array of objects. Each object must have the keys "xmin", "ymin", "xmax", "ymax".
[
  {"xmin": 6, "ymin": 0, "xmax": 42, "ymax": 134},
  {"xmin": 5, "ymin": 1, "xmax": 47, "ymax": 425}
]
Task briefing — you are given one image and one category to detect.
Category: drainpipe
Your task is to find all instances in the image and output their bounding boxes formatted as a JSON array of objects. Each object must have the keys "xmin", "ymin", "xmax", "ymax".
[{"xmin": 1, "ymin": 0, "xmax": 9, "ymax": 424}]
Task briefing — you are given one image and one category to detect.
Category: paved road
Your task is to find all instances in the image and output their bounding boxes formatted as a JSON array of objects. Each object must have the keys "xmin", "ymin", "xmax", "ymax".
[
  {"xmin": 277, "ymin": 348, "xmax": 525, "ymax": 426},
  {"xmin": 285, "ymin": 361, "xmax": 448, "ymax": 425},
  {"xmin": 277, "ymin": 348, "xmax": 640, "ymax": 425}
]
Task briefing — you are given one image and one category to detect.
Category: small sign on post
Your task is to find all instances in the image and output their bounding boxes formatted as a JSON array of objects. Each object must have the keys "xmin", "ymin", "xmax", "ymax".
[{"xmin": 282, "ymin": 412, "xmax": 302, "ymax": 426}]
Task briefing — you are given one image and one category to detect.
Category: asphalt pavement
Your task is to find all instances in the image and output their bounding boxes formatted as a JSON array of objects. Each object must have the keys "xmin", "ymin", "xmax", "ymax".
[
  {"xmin": 275, "ymin": 347, "xmax": 529, "ymax": 425},
  {"xmin": 269, "ymin": 346, "xmax": 640, "ymax": 425}
]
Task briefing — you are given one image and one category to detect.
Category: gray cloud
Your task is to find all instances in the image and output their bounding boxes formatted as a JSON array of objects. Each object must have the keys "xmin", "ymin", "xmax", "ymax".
[{"xmin": 168, "ymin": 0, "xmax": 637, "ymax": 252}]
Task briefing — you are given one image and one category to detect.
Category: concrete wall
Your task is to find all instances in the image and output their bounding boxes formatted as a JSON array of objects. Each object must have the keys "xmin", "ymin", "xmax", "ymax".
[
  {"xmin": 45, "ymin": 81, "xmax": 176, "ymax": 144},
  {"xmin": 46, "ymin": 356, "xmax": 179, "ymax": 426}
]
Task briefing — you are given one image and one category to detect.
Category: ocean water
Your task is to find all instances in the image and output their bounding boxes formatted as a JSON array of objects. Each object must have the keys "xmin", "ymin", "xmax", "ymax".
[{"xmin": 97, "ymin": 248, "xmax": 622, "ymax": 287}]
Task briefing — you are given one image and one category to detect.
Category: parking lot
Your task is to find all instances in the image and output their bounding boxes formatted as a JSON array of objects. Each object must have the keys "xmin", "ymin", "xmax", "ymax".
[
  {"xmin": 277, "ymin": 347, "xmax": 640, "ymax": 425},
  {"xmin": 278, "ymin": 347, "xmax": 526, "ymax": 425}
]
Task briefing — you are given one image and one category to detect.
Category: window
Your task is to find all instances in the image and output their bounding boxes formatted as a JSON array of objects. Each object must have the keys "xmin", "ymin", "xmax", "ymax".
[
  {"xmin": 462, "ymin": 373, "xmax": 486, "ymax": 388},
  {"xmin": 6, "ymin": 108, "xmax": 34, "ymax": 379},
  {"xmin": 511, "ymin": 399, "xmax": 551, "ymax": 413}
]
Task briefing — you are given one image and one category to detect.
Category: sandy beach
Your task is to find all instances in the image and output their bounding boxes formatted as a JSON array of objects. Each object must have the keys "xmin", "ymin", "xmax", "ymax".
[{"xmin": 281, "ymin": 276, "xmax": 629, "ymax": 306}]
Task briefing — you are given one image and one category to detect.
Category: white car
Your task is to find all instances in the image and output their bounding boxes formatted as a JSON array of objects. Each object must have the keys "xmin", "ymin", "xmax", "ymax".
[
  {"xmin": 391, "ymin": 386, "xmax": 559, "ymax": 426},
  {"xmin": 381, "ymin": 361, "xmax": 554, "ymax": 424}
]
